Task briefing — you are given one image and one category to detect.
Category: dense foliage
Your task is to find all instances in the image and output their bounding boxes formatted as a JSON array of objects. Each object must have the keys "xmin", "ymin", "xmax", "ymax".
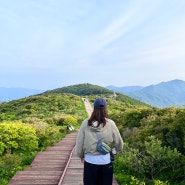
[
  {"xmin": 109, "ymin": 107, "xmax": 185, "ymax": 185},
  {"xmin": 0, "ymin": 93, "xmax": 87, "ymax": 184},
  {"xmin": 0, "ymin": 93, "xmax": 86, "ymax": 121},
  {"xmin": 42, "ymin": 83, "xmax": 113, "ymax": 96},
  {"xmin": 0, "ymin": 122, "xmax": 38, "ymax": 155},
  {"xmin": 0, "ymin": 84, "xmax": 184, "ymax": 185}
]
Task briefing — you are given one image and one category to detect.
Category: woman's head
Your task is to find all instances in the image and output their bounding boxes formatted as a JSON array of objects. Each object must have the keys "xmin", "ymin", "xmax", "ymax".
[
  {"xmin": 88, "ymin": 98, "xmax": 108, "ymax": 127},
  {"xmin": 94, "ymin": 98, "xmax": 107, "ymax": 109}
]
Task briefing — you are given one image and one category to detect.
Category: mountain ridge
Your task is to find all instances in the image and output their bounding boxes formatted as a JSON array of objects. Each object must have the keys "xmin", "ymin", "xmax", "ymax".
[
  {"xmin": 106, "ymin": 79, "xmax": 185, "ymax": 107},
  {"xmin": 1, "ymin": 79, "xmax": 185, "ymax": 107},
  {"xmin": 41, "ymin": 83, "xmax": 149, "ymax": 107}
]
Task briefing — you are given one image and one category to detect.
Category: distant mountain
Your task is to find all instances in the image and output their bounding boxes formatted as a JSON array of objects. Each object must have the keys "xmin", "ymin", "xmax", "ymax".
[
  {"xmin": 106, "ymin": 79, "xmax": 185, "ymax": 108},
  {"xmin": 106, "ymin": 85, "xmax": 144, "ymax": 93},
  {"xmin": 0, "ymin": 87, "xmax": 44, "ymax": 102},
  {"xmin": 4, "ymin": 79, "xmax": 185, "ymax": 108}
]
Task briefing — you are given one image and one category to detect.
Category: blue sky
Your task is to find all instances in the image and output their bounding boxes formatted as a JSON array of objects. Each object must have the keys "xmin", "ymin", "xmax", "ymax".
[{"xmin": 0, "ymin": 1, "xmax": 185, "ymax": 90}]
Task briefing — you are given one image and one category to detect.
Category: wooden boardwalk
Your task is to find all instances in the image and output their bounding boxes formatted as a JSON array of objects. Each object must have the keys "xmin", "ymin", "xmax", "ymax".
[
  {"xmin": 8, "ymin": 132, "xmax": 79, "ymax": 185},
  {"xmin": 8, "ymin": 98, "xmax": 118, "ymax": 185}
]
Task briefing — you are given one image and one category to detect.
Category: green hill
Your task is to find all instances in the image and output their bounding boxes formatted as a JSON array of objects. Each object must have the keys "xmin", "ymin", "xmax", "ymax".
[
  {"xmin": 42, "ymin": 83, "xmax": 113, "ymax": 96},
  {"xmin": 41, "ymin": 83, "xmax": 149, "ymax": 107},
  {"xmin": 0, "ymin": 93, "xmax": 87, "ymax": 122},
  {"xmin": 0, "ymin": 82, "xmax": 149, "ymax": 122}
]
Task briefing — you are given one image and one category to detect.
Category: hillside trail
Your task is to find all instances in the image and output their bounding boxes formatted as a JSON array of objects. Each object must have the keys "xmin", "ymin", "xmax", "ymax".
[
  {"xmin": 82, "ymin": 98, "xmax": 93, "ymax": 116},
  {"xmin": 8, "ymin": 98, "xmax": 118, "ymax": 185}
]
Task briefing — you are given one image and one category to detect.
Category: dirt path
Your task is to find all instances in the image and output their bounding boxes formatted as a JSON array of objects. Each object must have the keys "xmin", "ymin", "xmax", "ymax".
[{"xmin": 82, "ymin": 98, "xmax": 93, "ymax": 117}]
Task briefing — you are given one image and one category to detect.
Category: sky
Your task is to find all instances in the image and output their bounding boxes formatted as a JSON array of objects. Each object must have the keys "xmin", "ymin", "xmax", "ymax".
[{"xmin": 0, "ymin": 0, "xmax": 185, "ymax": 90}]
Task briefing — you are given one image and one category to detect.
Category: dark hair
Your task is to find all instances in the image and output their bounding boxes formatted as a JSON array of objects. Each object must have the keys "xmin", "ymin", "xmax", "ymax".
[{"xmin": 88, "ymin": 108, "xmax": 108, "ymax": 127}]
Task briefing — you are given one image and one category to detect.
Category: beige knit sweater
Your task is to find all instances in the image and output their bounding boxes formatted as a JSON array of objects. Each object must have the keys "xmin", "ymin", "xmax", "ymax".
[{"xmin": 75, "ymin": 118, "xmax": 124, "ymax": 158}]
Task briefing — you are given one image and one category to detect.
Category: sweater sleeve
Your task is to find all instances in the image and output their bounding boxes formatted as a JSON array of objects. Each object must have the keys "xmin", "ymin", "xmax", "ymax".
[
  {"xmin": 112, "ymin": 121, "xmax": 124, "ymax": 153},
  {"xmin": 75, "ymin": 121, "xmax": 85, "ymax": 158}
]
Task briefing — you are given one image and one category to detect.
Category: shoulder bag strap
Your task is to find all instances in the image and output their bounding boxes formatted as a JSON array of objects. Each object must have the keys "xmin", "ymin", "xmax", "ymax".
[{"xmin": 95, "ymin": 132, "xmax": 102, "ymax": 141}]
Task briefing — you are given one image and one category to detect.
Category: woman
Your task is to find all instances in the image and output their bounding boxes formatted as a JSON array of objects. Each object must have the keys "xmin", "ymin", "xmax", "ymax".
[{"xmin": 75, "ymin": 98, "xmax": 123, "ymax": 185}]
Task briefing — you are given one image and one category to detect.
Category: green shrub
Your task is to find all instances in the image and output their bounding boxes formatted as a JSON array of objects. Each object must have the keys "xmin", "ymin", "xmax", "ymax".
[
  {"xmin": 153, "ymin": 179, "xmax": 170, "ymax": 185},
  {"xmin": 115, "ymin": 136, "xmax": 182, "ymax": 184},
  {"xmin": 0, "ymin": 178, "xmax": 8, "ymax": 185},
  {"xmin": 52, "ymin": 114, "xmax": 78, "ymax": 128},
  {"xmin": 19, "ymin": 151, "xmax": 38, "ymax": 165},
  {"xmin": 63, "ymin": 115, "xmax": 78, "ymax": 126},
  {"xmin": 0, "ymin": 153, "xmax": 21, "ymax": 172},
  {"xmin": 0, "ymin": 122, "xmax": 38, "ymax": 154},
  {"xmin": 32, "ymin": 122, "xmax": 62, "ymax": 148},
  {"xmin": 0, "ymin": 153, "xmax": 23, "ymax": 185}
]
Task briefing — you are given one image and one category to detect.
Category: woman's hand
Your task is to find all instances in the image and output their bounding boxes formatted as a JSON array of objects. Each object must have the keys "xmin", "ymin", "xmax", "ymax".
[{"xmin": 81, "ymin": 158, "xmax": 84, "ymax": 163}]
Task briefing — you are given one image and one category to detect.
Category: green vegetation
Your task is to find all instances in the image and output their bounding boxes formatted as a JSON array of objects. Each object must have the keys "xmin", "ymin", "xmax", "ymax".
[
  {"xmin": 0, "ymin": 83, "xmax": 184, "ymax": 185},
  {"xmin": 0, "ymin": 93, "xmax": 87, "ymax": 184},
  {"xmin": 42, "ymin": 83, "xmax": 149, "ymax": 107},
  {"xmin": 0, "ymin": 93, "xmax": 86, "ymax": 121},
  {"xmin": 42, "ymin": 83, "xmax": 113, "ymax": 96},
  {"xmin": 0, "ymin": 122, "xmax": 38, "ymax": 155},
  {"xmin": 110, "ymin": 107, "xmax": 185, "ymax": 185}
]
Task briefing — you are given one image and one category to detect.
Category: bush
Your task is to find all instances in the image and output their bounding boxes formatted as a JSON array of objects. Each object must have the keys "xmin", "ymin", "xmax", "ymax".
[
  {"xmin": 0, "ymin": 153, "xmax": 23, "ymax": 185},
  {"xmin": 0, "ymin": 122, "xmax": 38, "ymax": 155},
  {"xmin": 19, "ymin": 151, "xmax": 38, "ymax": 165},
  {"xmin": 32, "ymin": 122, "xmax": 62, "ymax": 148},
  {"xmin": 0, "ymin": 153, "xmax": 21, "ymax": 172},
  {"xmin": 114, "ymin": 136, "xmax": 182, "ymax": 184},
  {"xmin": 52, "ymin": 114, "xmax": 78, "ymax": 128}
]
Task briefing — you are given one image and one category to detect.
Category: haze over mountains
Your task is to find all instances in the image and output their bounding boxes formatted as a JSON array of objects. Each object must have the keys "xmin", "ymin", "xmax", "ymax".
[
  {"xmin": 107, "ymin": 79, "xmax": 185, "ymax": 108},
  {"xmin": 0, "ymin": 87, "xmax": 44, "ymax": 102},
  {"xmin": 1, "ymin": 79, "xmax": 185, "ymax": 108}
]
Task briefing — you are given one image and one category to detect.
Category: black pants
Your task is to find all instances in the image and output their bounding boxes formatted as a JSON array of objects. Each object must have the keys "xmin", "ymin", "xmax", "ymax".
[{"xmin": 83, "ymin": 161, "xmax": 113, "ymax": 185}]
